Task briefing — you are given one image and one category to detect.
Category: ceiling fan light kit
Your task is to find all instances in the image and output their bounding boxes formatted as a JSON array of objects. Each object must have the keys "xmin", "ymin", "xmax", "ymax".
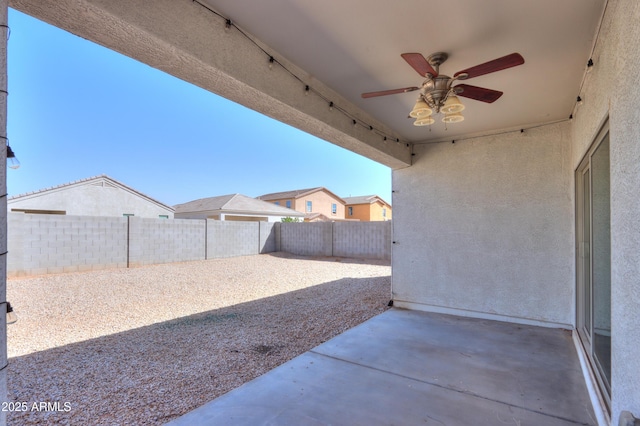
[
  {"xmin": 441, "ymin": 96, "xmax": 465, "ymax": 114},
  {"xmin": 409, "ymin": 99, "xmax": 433, "ymax": 118},
  {"xmin": 442, "ymin": 112, "xmax": 465, "ymax": 124},
  {"xmin": 414, "ymin": 116, "xmax": 435, "ymax": 126},
  {"xmin": 362, "ymin": 51, "xmax": 524, "ymax": 128}
]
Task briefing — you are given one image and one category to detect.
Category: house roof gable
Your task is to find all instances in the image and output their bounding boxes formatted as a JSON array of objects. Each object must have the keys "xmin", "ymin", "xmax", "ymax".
[
  {"xmin": 258, "ymin": 187, "xmax": 345, "ymax": 204},
  {"xmin": 343, "ymin": 195, "xmax": 391, "ymax": 207},
  {"xmin": 8, "ymin": 174, "xmax": 175, "ymax": 212},
  {"xmin": 174, "ymin": 193, "xmax": 305, "ymax": 216}
]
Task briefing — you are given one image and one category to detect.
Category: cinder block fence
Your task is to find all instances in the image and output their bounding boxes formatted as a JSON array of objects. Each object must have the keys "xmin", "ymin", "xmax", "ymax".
[{"xmin": 7, "ymin": 213, "xmax": 391, "ymax": 277}]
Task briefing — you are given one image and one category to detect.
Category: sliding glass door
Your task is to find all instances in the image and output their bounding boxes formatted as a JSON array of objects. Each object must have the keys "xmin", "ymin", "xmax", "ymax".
[{"xmin": 576, "ymin": 121, "xmax": 611, "ymax": 408}]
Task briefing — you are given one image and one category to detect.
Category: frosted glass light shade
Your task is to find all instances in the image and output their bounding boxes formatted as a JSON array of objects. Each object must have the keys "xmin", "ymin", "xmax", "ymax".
[
  {"xmin": 409, "ymin": 99, "xmax": 433, "ymax": 118},
  {"xmin": 414, "ymin": 116, "xmax": 435, "ymax": 126},
  {"xmin": 441, "ymin": 96, "xmax": 465, "ymax": 114},
  {"xmin": 442, "ymin": 113, "xmax": 464, "ymax": 123}
]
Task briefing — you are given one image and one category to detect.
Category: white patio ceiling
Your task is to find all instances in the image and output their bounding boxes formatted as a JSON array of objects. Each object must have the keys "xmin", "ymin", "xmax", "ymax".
[{"xmin": 202, "ymin": 0, "xmax": 606, "ymax": 143}]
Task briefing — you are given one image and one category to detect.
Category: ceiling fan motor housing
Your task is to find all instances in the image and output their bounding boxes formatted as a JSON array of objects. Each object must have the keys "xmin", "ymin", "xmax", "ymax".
[{"xmin": 421, "ymin": 75, "xmax": 452, "ymax": 112}]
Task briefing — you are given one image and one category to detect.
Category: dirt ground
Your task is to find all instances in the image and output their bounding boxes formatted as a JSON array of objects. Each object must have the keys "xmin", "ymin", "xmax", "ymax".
[{"xmin": 5, "ymin": 253, "xmax": 391, "ymax": 425}]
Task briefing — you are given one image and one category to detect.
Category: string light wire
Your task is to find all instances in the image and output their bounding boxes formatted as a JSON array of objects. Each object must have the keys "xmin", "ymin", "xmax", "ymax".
[
  {"xmin": 191, "ymin": 0, "xmax": 407, "ymax": 146},
  {"xmin": 412, "ymin": 118, "xmax": 569, "ymax": 146}
]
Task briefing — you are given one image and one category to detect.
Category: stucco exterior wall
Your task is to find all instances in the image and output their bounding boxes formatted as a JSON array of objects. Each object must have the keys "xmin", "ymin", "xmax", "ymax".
[
  {"xmin": 392, "ymin": 1, "xmax": 640, "ymax": 419},
  {"xmin": 568, "ymin": 0, "xmax": 640, "ymax": 419},
  {"xmin": 175, "ymin": 210, "xmax": 298, "ymax": 222},
  {"xmin": 266, "ymin": 198, "xmax": 294, "ymax": 211},
  {"xmin": 0, "ymin": 4, "xmax": 7, "ymax": 422},
  {"xmin": 346, "ymin": 204, "xmax": 371, "ymax": 221},
  {"xmin": 346, "ymin": 201, "xmax": 392, "ymax": 221},
  {"xmin": 392, "ymin": 121, "xmax": 574, "ymax": 327},
  {"xmin": 223, "ymin": 215, "xmax": 267, "ymax": 222},
  {"xmin": 8, "ymin": 182, "xmax": 174, "ymax": 218},
  {"xmin": 294, "ymin": 191, "xmax": 345, "ymax": 219},
  {"xmin": 370, "ymin": 201, "xmax": 391, "ymax": 221}
]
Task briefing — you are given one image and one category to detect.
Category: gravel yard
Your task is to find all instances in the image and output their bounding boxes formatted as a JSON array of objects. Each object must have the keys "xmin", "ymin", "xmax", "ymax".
[{"xmin": 6, "ymin": 252, "xmax": 391, "ymax": 425}]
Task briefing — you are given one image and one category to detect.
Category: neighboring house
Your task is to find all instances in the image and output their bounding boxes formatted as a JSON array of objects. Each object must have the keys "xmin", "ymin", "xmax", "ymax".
[
  {"xmin": 343, "ymin": 195, "xmax": 392, "ymax": 221},
  {"xmin": 7, "ymin": 175, "xmax": 174, "ymax": 218},
  {"xmin": 257, "ymin": 187, "xmax": 347, "ymax": 221},
  {"xmin": 174, "ymin": 193, "xmax": 305, "ymax": 222}
]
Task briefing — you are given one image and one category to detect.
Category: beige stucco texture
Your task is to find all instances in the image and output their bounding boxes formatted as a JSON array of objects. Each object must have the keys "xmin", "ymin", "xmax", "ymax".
[
  {"xmin": 347, "ymin": 201, "xmax": 391, "ymax": 222},
  {"xmin": 393, "ymin": 121, "xmax": 574, "ymax": 328}
]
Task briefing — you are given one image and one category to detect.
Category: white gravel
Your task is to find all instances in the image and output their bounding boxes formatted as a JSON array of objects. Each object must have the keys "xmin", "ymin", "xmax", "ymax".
[{"xmin": 6, "ymin": 252, "xmax": 391, "ymax": 425}]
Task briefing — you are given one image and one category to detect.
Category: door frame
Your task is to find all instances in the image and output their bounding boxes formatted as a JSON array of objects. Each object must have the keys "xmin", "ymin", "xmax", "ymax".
[{"xmin": 575, "ymin": 118, "xmax": 611, "ymax": 411}]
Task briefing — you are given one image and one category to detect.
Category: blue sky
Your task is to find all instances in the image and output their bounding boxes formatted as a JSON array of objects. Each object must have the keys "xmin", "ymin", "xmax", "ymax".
[{"xmin": 7, "ymin": 9, "xmax": 391, "ymax": 206}]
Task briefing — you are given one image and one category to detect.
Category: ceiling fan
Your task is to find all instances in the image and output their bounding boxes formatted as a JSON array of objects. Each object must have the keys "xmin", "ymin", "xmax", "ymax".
[{"xmin": 362, "ymin": 52, "xmax": 524, "ymax": 125}]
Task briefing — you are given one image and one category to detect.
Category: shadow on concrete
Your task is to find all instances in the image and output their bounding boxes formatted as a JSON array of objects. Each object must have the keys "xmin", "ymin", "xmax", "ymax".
[{"xmin": 6, "ymin": 275, "xmax": 391, "ymax": 425}]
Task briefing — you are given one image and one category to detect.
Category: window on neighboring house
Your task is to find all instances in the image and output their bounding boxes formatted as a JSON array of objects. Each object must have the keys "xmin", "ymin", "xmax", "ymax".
[
  {"xmin": 159, "ymin": 215, "xmax": 169, "ymax": 219},
  {"xmin": 275, "ymin": 201, "xmax": 280, "ymax": 205},
  {"xmin": 348, "ymin": 207, "xmax": 353, "ymax": 216},
  {"xmin": 306, "ymin": 201, "xmax": 312, "ymax": 212},
  {"xmin": 382, "ymin": 208, "xmax": 387, "ymax": 218},
  {"xmin": 331, "ymin": 203, "xmax": 337, "ymax": 215},
  {"xmin": 286, "ymin": 200, "xmax": 291, "ymax": 208},
  {"xmin": 123, "ymin": 213, "xmax": 134, "ymax": 217}
]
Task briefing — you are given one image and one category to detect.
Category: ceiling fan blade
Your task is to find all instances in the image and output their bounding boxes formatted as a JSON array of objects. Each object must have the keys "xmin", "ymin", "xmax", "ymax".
[
  {"xmin": 454, "ymin": 53, "xmax": 524, "ymax": 79},
  {"xmin": 361, "ymin": 87, "xmax": 419, "ymax": 98},
  {"xmin": 401, "ymin": 53, "xmax": 438, "ymax": 77},
  {"xmin": 455, "ymin": 84, "xmax": 503, "ymax": 103}
]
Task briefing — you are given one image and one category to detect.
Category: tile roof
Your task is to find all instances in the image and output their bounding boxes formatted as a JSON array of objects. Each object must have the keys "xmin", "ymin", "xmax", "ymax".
[
  {"xmin": 174, "ymin": 193, "xmax": 304, "ymax": 216},
  {"xmin": 343, "ymin": 195, "xmax": 391, "ymax": 206},
  {"xmin": 257, "ymin": 187, "xmax": 324, "ymax": 201},
  {"xmin": 258, "ymin": 187, "xmax": 346, "ymax": 204}
]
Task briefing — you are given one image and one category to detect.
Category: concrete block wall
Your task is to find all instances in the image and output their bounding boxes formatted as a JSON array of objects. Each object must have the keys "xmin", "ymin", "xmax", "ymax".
[
  {"xmin": 333, "ymin": 221, "xmax": 391, "ymax": 260},
  {"xmin": 259, "ymin": 222, "xmax": 279, "ymax": 253},
  {"xmin": 128, "ymin": 217, "xmax": 205, "ymax": 267},
  {"xmin": 8, "ymin": 213, "xmax": 128, "ymax": 276},
  {"xmin": 207, "ymin": 220, "xmax": 259, "ymax": 258},
  {"xmin": 7, "ymin": 215, "xmax": 391, "ymax": 276},
  {"xmin": 279, "ymin": 222, "xmax": 334, "ymax": 257}
]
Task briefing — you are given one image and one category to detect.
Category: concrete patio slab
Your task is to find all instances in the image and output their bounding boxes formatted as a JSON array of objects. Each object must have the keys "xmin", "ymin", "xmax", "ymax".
[{"xmin": 167, "ymin": 309, "xmax": 597, "ymax": 426}]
